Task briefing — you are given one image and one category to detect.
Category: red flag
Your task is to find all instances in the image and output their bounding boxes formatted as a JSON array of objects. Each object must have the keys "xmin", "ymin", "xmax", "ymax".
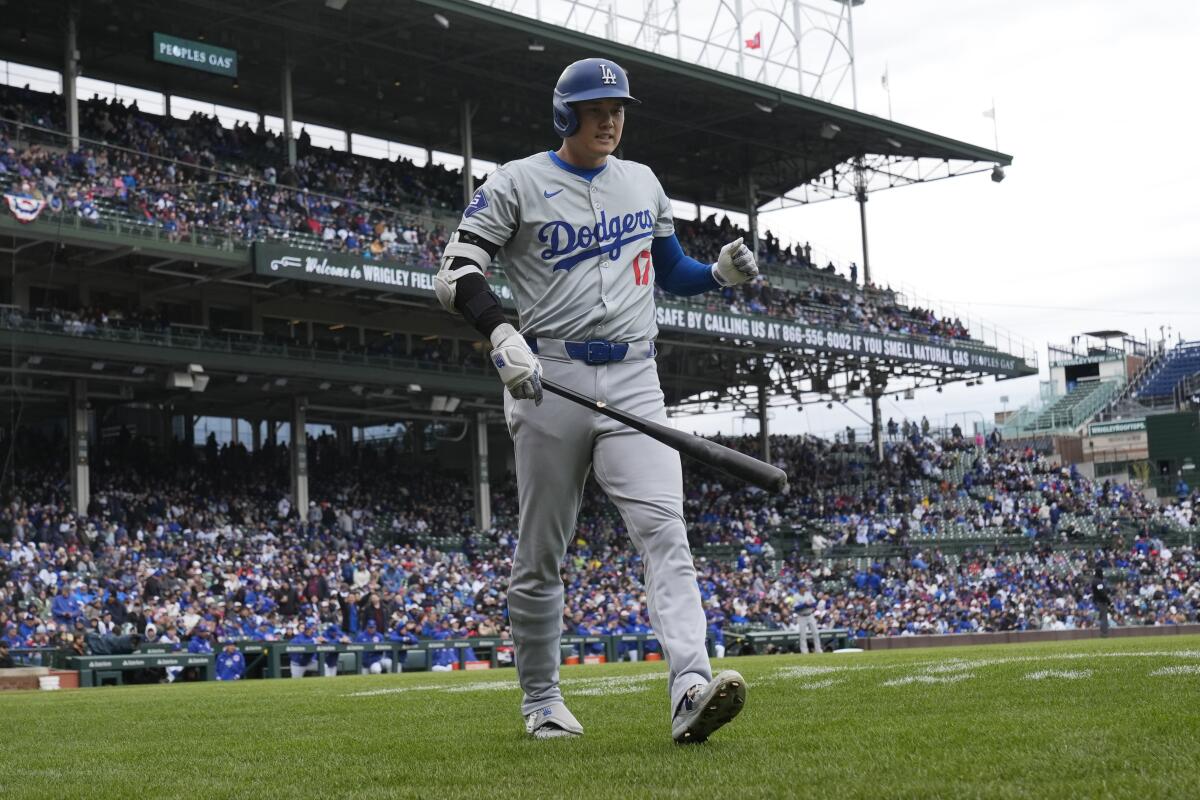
[{"xmin": 745, "ymin": 31, "xmax": 761, "ymax": 50}]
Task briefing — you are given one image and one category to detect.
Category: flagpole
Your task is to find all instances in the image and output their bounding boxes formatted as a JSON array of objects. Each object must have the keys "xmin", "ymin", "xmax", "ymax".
[
  {"xmin": 990, "ymin": 97, "xmax": 999, "ymax": 152},
  {"xmin": 736, "ymin": 0, "xmax": 745, "ymax": 78},
  {"xmin": 883, "ymin": 62, "xmax": 892, "ymax": 120}
]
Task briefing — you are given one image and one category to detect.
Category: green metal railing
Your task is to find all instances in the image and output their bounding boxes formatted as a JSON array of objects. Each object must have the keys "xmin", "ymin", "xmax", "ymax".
[
  {"xmin": 1003, "ymin": 379, "xmax": 1125, "ymax": 435},
  {"xmin": 0, "ymin": 314, "xmax": 491, "ymax": 377}
]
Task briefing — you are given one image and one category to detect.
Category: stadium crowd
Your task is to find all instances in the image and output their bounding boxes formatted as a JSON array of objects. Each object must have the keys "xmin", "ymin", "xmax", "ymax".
[
  {"xmin": 671, "ymin": 215, "xmax": 971, "ymax": 340},
  {"xmin": 0, "ymin": 84, "xmax": 455, "ymax": 269},
  {"xmin": 2, "ymin": 84, "xmax": 971, "ymax": 343},
  {"xmin": 690, "ymin": 429, "xmax": 1193, "ymax": 548},
  {"xmin": 2, "ymin": 426, "xmax": 1197, "ymax": 670}
]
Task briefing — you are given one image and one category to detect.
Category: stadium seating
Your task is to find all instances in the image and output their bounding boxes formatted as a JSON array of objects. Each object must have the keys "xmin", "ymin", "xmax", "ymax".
[
  {"xmin": 1028, "ymin": 382, "xmax": 1108, "ymax": 430},
  {"xmin": 1003, "ymin": 380, "xmax": 1125, "ymax": 435},
  {"xmin": 6, "ymin": 426, "xmax": 1193, "ymax": 660},
  {"xmin": 1134, "ymin": 341, "xmax": 1200, "ymax": 401},
  {"xmin": 0, "ymin": 86, "xmax": 975, "ymax": 345}
]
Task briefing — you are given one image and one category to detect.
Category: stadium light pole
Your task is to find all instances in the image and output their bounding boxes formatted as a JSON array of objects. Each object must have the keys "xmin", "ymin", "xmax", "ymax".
[
  {"xmin": 831, "ymin": 0, "xmax": 869, "ymax": 285},
  {"xmin": 854, "ymin": 157, "xmax": 870, "ymax": 286},
  {"xmin": 869, "ymin": 390, "xmax": 883, "ymax": 462}
]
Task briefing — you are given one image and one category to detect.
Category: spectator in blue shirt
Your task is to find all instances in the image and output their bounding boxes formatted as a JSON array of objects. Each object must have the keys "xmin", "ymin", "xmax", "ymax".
[
  {"xmin": 355, "ymin": 619, "xmax": 392, "ymax": 675},
  {"xmin": 187, "ymin": 626, "xmax": 214, "ymax": 654},
  {"xmin": 51, "ymin": 586, "xmax": 80, "ymax": 626},
  {"xmin": 706, "ymin": 608, "xmax": 727, "ymax": 659},
  {"xmin": 430, "ymin": 626, "xmax": 457, "ymax": 672},
  {"xmin": 612, "ymin": 611, "xmax": 638, "ymax": 661},
  {"xmin": 2, "ymin": 623, "xmax": 24, "ymax": 649},
  {"xmin": 322, "ymin": 621, "xmax": 350, "ymax": 677},
  {"xmin": 452, "ymin": 617, "xmax": 478, "ymax": 663},
  {"xmin": 18, "ymin": 614, "xmax": 39, "ymax": 641},
  {"xmin": 289, "ymin": 623, "xmax": 320, "ymax": 679},
  {"xmin": 251, "ymin": 621, "xmax": 276, "ymax": 641},
  {"xmin": 388, "ymin": 619, "xmax": 419, "ymax": 672},
  {"xmin": 634, "ymin": 614, "xmax": 661, "ymax": 657},
  {"xmin": 215, "ymin": 641, "xmax": 246, "ymax": 681}
]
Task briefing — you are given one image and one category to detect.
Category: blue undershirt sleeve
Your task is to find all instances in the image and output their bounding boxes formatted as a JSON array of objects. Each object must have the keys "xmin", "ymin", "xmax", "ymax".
[{"xmin": 651, "ymin": 234, "xmax": 720, "ymax": 296}]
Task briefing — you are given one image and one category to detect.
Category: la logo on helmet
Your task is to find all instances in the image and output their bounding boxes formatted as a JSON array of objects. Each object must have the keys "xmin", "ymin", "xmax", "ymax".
[{"xmin": 599, "ymin": 63, "xmax": 617, "ymax": 85}]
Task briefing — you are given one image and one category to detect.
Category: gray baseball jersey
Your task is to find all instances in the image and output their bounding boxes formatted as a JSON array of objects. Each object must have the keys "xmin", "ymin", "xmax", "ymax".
[{"xmin": 457, "ymin": 151, "xmax": 674, "ymax": 341}]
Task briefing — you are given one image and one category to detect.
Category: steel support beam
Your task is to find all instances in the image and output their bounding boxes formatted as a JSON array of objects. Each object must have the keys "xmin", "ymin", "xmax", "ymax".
[
  {"xmin": 68, "ymin": 379, "xmax": 89, "ymax": 515},
  {"xmin": 64, "ymin": 4, "xmax": 80, "ymax": 152},
  {"xmin": 290, "ymin": 395, "xmax": 308, "ymax": 512},
  {"xmin": 758, "ymin": 384, "xmax": 770, "ymax": 464},
  {"xmin": 461, "ymin": 99, "xmax": 476, "ymax": 209},
  {"xmin": 282, "ymin": 60, "xmax": 297, "ymax": 167},
  {"xmin": 474, "ymin": 411, "xmax": 491, "ymax": 531}
]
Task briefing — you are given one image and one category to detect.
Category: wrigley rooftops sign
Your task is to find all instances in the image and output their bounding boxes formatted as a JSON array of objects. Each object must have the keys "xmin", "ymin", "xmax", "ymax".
[
  {"xmin": 1088, "ymin": 419, "xmax": 1147, "ymax": 436},
  {"xmin": 253, "ymin": 243, "xmax": 1029, "ymax": 377}
]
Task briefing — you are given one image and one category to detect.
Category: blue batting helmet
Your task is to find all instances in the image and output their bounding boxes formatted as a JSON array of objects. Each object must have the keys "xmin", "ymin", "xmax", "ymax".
[{"xmin": 552, "ymin": 57, "xmax": 640, "ymax": 138}]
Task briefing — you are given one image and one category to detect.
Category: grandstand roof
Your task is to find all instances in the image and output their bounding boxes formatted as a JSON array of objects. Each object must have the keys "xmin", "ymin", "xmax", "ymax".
[{"xmin": 4, "ymin": 0, "xmax": 1011, "ymax": 213}]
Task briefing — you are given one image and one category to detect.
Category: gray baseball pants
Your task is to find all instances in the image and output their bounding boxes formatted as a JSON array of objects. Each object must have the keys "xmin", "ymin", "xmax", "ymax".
[
  {"xmin": 504, "ymin": 339, "xmax": 711, "ymax": 718},
  {"xmin": 798, "ymin": 614, "xmax": 822, "ymax": 654}
]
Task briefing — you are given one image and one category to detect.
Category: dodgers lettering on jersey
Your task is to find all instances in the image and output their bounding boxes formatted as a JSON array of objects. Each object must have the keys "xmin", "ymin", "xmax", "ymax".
[
  {"xmin": 457, "ymin": 153, "xmax": 674, "ymax": 342},
  {"xmin": 538, "ymin": 209, "xmax": 656, "ymax": 273}
]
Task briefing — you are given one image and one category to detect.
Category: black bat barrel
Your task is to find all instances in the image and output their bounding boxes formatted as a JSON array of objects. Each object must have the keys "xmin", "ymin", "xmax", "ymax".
[{"xmin": 541, "ymin": 379, "xmax": 788, "ymax": 494}]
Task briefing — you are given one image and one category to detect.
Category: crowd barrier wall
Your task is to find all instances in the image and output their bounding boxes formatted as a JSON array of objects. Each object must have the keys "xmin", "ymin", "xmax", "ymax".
[{"xmin": 861, "ymin": 623, "xmax": 1200, "ymax": 650}]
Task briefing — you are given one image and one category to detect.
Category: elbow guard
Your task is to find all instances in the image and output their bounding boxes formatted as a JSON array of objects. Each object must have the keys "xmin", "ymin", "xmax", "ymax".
[{"xmin": 434, "ymin": 230, "xmax": 497, "ymax": 314}]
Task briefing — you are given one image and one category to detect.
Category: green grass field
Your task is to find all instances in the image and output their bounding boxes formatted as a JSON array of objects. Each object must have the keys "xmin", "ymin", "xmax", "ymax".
[{"xmin": 3, "ymin": 636, "xmax": 1199, "ymax": 799}]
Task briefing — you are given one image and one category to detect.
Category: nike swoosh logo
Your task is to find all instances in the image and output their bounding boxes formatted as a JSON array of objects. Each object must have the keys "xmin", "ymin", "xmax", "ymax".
[{"xmin": 544, "ymin": 188, "xmax": 563, "ymax": 198}]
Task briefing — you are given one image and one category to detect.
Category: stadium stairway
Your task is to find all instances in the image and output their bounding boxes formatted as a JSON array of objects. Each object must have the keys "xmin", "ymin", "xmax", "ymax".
[
  {"xmin": 1003, "ymin": 380, "xmax": 1124, "ymax": 435},
  {"xmin": 1093, "ymin": 350, "xmax": 1166, "ymax": 422}
]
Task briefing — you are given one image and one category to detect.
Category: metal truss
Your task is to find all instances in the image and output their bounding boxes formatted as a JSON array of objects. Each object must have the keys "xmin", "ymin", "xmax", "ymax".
[
  {"xmin": 472, "ymin": 0, "xmax": 861, "ymax": 108},
  {"xmin": 660, "ymin": 338, "xmax": 1000, "ymax": 416},
  {"xmin": 757, "ymin": 155, "xmax": 997, "ymax": 210}
]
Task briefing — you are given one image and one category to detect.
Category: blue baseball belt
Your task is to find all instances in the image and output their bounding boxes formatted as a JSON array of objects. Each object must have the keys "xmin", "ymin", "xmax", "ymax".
[{"xmin": 524, "ymin": 336, "xmax": 657, "ymax": 365}]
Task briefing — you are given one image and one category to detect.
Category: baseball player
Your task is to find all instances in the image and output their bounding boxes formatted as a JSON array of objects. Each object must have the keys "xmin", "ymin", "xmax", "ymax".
[
  {"xmin": 794, "ymin": 582, "xmax": 823, "ymax": 654},
  {"xmin": 436, "ymin": 57, "xmax": 757, "ymax": 743}
]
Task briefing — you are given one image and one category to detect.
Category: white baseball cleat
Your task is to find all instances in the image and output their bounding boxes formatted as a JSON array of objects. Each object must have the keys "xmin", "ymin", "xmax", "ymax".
[
  {"xmin": 672, "ymin": 670, "xmax": 747, "ymax": 744},
  {"xmin": 525, "ymin": 702, "xmax": 584, "ymax": 739}
]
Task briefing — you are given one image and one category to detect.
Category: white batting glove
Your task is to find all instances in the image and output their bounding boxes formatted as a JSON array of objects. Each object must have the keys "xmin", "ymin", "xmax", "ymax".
[
  {"xmin": 489, "ymin": 323, "xmax": 543, "ymax": 404},
  {"xmin": 712, "ymin": 236, "xmax": 759, "ymax": 287}
]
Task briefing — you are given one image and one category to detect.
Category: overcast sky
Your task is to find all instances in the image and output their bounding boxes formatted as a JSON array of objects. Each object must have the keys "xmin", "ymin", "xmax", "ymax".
[{"xmin": 652, "ymin": 0, "xmax": 1200, "ymax": 437}]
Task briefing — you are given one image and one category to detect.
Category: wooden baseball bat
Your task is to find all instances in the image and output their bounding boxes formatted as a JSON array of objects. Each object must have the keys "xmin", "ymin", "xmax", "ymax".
[{"xmin": 540, "ymin": 378, "xmax": 788, "ymax": 494}]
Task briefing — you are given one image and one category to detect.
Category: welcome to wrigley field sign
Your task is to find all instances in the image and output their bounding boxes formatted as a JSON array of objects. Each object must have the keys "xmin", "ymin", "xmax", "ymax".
[{"xmin": 254, "ymin": 243, "xmax": 1031, "ymax": 377}]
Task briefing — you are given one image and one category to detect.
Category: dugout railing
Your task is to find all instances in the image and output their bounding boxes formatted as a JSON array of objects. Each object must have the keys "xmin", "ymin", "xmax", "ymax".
[{"xmin": 45, "ymin": 629, "xmax": 849, "ymax": 687}]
